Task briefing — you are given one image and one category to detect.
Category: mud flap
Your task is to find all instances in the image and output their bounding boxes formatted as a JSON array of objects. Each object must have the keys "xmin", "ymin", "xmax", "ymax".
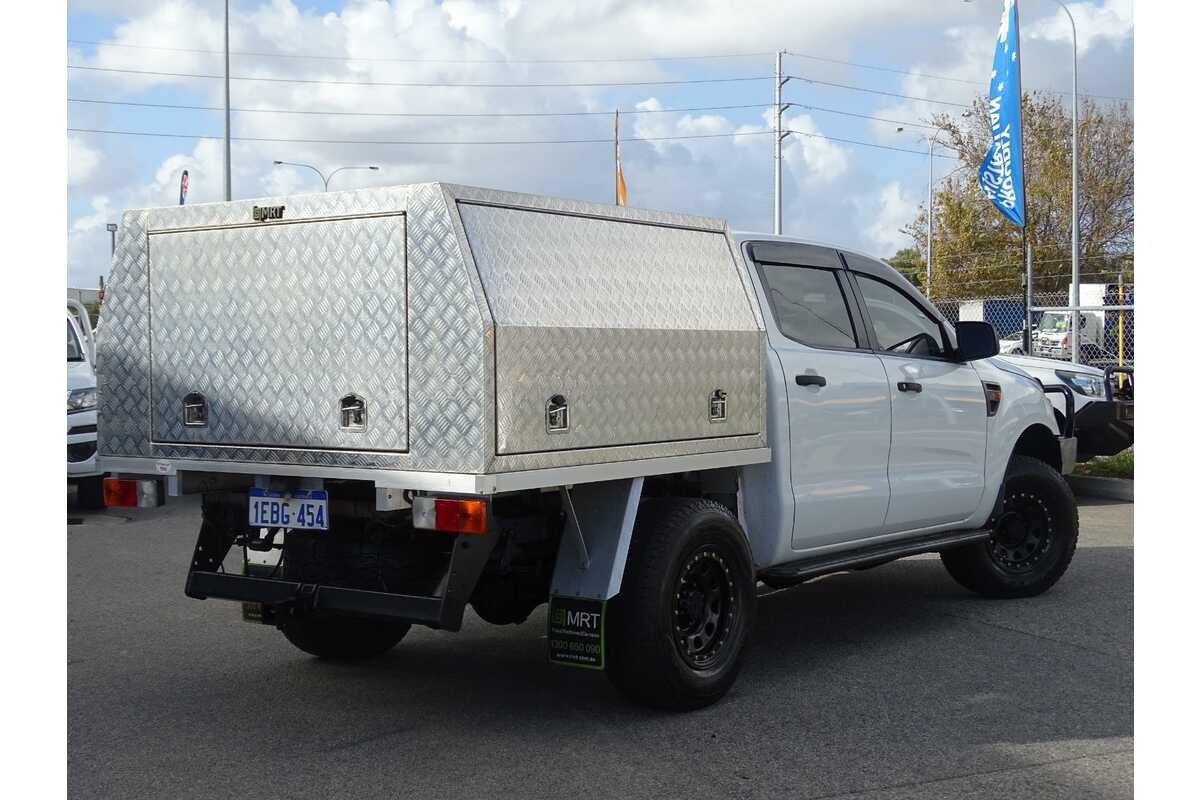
[
  {"xmin": 547, "ymin": 596, "xmax": 606, "ymax": 669},
  {"xmin": 546, "ymin": 477, "xmax": 643, "ymax": 669}
]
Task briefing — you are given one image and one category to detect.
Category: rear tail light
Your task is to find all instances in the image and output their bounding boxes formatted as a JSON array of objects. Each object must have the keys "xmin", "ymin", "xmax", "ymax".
[
  {"xmin": 411, "ymin": 497, "xmax": 488, "ymax": 534},
  {"xmin": 102, "ymin": 478, "xmax": 163, "ymax": 508}
]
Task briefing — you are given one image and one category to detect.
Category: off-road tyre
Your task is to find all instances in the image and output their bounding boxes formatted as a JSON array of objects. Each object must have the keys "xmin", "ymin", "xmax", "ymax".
[
  {"xmin": 941, "ymin": 455, "xmax": 1079, "ymax": 598},
  {"xmin": 277, "ymin": 613, "xmax": 410, "ymax": 660},
  {"xmin": 606, "ymin": 498, "xmax": 756, "ymax": 711},
  {"xmin": 75, "ymin": 476, "xmax": 105, "ymax": 510}
]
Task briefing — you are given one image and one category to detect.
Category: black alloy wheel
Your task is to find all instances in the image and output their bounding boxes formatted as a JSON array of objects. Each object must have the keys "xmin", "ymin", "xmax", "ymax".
[
  {"xmin": 987, "ymin": 490, "xmax": 1056, "ymax": 574},
  {"xmin": 672, "ymin": 547, "xmax": 737, "ymax": 670}
]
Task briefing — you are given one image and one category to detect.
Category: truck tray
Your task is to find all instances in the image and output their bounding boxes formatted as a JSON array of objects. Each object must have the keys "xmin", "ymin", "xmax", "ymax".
[{"xmin": 98, "ymin": 183, "xmax": 769, "ymax": 490}]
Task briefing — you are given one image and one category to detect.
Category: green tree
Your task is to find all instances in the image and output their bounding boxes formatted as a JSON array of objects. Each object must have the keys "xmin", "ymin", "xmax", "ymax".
[
  {"xmin": 884, "ymin": 247, "xmax": 926, "ymax": 290},
  {"xmin": 907, "ymin": 93, "xmax": 1133, "ymax": 299}
]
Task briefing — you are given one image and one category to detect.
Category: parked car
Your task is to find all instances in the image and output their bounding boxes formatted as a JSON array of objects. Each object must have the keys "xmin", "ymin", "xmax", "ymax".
[
  {"xmin": 1032, "ymin": 310, "xmax": 1127, "ymax": 367},
  {"xmin": 997, "ymin": 353, "xmax": 1132, "ymax": 462},
  {"xmin": 98, "ymin": 184, "xmax": 1080, "ymax": 710},
  {"xmin": 998, "ymin": 332, "xmax": 1027, "ymax": 355},
  {"xmin": 67, "ymin": 300, "xmax": 103, "ymax": 508}
]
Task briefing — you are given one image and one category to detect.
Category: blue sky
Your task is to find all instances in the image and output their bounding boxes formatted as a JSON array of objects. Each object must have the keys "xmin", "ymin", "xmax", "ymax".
[{"xmin": 66, "ymin": 1, "xmax": 1133, "ymax": 287}]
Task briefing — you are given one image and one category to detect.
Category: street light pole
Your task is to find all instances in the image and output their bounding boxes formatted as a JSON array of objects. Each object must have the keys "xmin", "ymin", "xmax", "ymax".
[
  {"xmin": 223, "ymin": 0, "xmax": 232, "ymax": 201},
  {"xmin": 272, "ymin": 161, "xmax": 380, "ymax": 191},
  {"xmin": 1053, "ymin": 0, "xmax": 1081, "ymax": 364},
  {"xmin": 927, "ymin": 135, "xmax": 934, "ymax": 294},
  {"xmin": 896, "ymin": 126, "xmax": 942, "ymax": 296},
  {"xmin": 105, "ymin": 223, "xmax": 118, "ymax": 257}
]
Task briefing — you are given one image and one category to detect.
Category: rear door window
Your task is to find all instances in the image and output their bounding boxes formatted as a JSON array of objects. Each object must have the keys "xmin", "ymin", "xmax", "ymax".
[{"xmin": 758, "ymin": 265, "xmax": 858, "ymax": 349}]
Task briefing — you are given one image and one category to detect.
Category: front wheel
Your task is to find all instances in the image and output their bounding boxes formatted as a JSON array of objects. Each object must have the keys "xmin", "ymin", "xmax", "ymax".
[
  {"xmin": 606, "ymin": 498, "xmax": 756, "ymax": 711},
  {"xmin": 941, "ymin": 455, "xmax": 1079, "ymax": 598}
]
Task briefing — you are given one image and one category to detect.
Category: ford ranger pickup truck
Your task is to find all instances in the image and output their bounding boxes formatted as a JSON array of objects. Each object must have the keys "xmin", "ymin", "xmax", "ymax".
[{"xmin": 97, "ymin": 184, "xmax": 1079, "ymax": 710}]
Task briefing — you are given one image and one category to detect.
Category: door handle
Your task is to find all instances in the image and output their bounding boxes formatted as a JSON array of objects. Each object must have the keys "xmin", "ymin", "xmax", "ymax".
[
  {"xmin": 897, "ymin": 381, "xmax": 923, "ymax": 393},
  {"xmin": 796, "ymin": 374, "xmax": 827, "ymax": 388}
]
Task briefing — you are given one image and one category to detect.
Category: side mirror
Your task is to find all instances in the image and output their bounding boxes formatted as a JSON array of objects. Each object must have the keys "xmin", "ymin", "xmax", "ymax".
[{"xmin": 954, "ymin": 321, "xmax": 999, "ymax": 361}]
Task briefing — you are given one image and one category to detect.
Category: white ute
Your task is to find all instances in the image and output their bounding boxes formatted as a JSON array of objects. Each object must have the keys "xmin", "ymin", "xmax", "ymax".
[
  {"xmin": 98, "ymin": 184, "xmax": 1079, "ymax": 710},
  {"xmin": 67, "ymin": 300, "xmax": 103, "ymax": 508}
]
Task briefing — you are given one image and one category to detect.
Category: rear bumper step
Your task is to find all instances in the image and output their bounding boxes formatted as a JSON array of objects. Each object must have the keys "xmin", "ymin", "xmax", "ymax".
[{"xmin": 186, "ymin": 571, "xmax": 446, "ymax": 627}]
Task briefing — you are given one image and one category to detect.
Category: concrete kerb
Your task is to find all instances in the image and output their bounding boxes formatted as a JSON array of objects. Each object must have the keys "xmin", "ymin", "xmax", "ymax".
[{"xmin": 1068, "ymin": 474, "xmax": 1134, "ymax": 502}]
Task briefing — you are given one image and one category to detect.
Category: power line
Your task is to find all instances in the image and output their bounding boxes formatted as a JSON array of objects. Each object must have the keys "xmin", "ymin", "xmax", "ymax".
[
  {"xmin": 67, "ymin": 38, "xmax": 773, "ymax": 64},
  {"xmin": 67, "ymin": 126, "xmax": 780, "ymax": 146},
  {"xmin": 926, "ymin": 242, "xmax": 1127, "ymax": 261},
  {"xmin": 786, "ymin": 50, "xmax": 1130, "ymax": 102},
  {"xmin": 66, "ymin": 125, "xmax": 960, "ymax": 158},
  {"xmin": 67, "ymin": 97, "xmax": 773, "ymax": 119},
  {"xmin": 68, "ymin": 96, "xmax": 939, "ymax": 132},
  {"xmin": 941, "ymin": 252, "xmax": 1133, "ymax": 268},
  {"xmin": 793, "ymin": 76, "xmax": 972, "ymax": 109},
  {"xmin": 937, "ymin": 271, "xmax": 1130, "ymax": 288},
  {"xmin": 786, "ymin": 129, "xmax": 956, "ymax": 159},
  {"xmin": 65, "ymin": 38, "xmax": 1132, "ymax": 101},
  {"xmin": 796, "ymin": 103, "xmax": 936, "ymax": 130},
  {"xmin": 67, "ymin": 64, "xmax": 773, "ymax": 88},
  {"xmin": 67, "ymin": 64, "xmax": 1127, "ymax": 114}
]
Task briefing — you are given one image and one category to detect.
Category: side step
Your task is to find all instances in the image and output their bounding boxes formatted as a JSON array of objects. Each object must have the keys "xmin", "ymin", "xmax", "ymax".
[{"xmin": 760, "ymin": 528, "xmax": 991, "ymax": 587}]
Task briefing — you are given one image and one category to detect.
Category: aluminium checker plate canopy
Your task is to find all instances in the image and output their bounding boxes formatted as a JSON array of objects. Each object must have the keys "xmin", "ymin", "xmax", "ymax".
[{"xmin": 97, "ymin": 183, "xmax": 769, "ymax": 490}]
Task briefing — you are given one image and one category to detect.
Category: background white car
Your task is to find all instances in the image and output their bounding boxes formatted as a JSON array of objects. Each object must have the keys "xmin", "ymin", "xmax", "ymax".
[
  {"xmin": 68, "ymin": 301, "xmax": 103, "ymax": 508},
  {"xmin": 997, "ymin": 353, "xmax": 1133, "ymax": 462}
]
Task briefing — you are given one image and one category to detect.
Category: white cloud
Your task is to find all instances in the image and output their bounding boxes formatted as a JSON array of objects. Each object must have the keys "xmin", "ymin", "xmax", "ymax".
[
  {"xmin": 71, "ymin": 195, "xmax": 112, "ymax": 235},
  {"xmin": 1027, "ymin": 0, "xmax": 1134, "ymax": 55},
  {"xmin": 66, "ymin": 0, "xmax": 1132, "ymax": 287},
  {"xmin": 861, "ymin": 181, "xmax": 920, "ymax": 256},
  {"xmin": 68, "ymin": 136, "xmax": 102, "ymax": 187},
  {"xmin": 785, "ymin": 114, "xmax": 850, "ymax": 185}
]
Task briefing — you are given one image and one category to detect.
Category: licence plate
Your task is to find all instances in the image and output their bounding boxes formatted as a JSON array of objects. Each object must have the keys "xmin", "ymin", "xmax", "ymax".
[{"xmin": 248, "ymin": 488, "xmax": 329, "ymax": 530}]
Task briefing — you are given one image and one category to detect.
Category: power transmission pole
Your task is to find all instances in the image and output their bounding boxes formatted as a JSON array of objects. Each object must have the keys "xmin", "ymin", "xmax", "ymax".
[
  {"xmin": 773, "ymin": 51, "xmax": 791, "ymax": 235},
  {"xmin": 223, "ymin": 0, "xmax": 232, "ymax": 201}
]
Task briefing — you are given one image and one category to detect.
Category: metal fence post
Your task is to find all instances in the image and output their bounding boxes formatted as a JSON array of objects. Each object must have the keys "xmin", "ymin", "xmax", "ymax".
[{"xmin": 1025, "ymin": 243, "xmax": 1033, "ymax": 354}]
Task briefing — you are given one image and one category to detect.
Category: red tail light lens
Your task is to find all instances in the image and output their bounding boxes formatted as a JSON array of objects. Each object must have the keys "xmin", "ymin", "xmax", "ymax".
[
  {"xmin": 102, "ymin": 478, "xmax": 138, "ymax": 507},
  {"xmin": 102, "ymin": 478, "xmax": 163, "ymax": 508},
  {"xmin": 412, "ymin": 497, "xmax": 488, "ymax": 534}
]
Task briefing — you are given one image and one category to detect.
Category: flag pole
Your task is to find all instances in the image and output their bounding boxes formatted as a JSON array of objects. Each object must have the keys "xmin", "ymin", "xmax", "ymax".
[
  {"xmin": 614, "ymin": 109, "xmax": 619, "ymax": 205},
  {"xmin": 1016, "ymin": 0, "xmax": 1029, "ymax": 341}
]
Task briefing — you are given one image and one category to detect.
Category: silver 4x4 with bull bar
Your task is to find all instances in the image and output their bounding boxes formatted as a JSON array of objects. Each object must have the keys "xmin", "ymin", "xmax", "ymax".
[{"xmin": 98, "ymin": 183, "xmax": 1079, "ymax": 710}]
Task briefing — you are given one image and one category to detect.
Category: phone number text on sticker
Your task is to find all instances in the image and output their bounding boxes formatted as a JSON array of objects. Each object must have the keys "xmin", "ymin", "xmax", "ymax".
[{"xmin": 248, "ymin": 488, "xmax": 329, "ymax": 530}]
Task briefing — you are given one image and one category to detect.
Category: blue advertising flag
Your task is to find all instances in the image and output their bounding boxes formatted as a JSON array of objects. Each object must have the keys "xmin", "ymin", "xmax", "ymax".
[{"xmin": 978, "ymin": 0, "xmax": 1025, "ymax": 228}]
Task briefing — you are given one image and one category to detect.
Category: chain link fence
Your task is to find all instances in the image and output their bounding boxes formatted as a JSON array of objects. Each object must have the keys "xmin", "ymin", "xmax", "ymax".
[{"xmin": 932, "ymin": 284, "xmax": 1134, "ymax": 369}]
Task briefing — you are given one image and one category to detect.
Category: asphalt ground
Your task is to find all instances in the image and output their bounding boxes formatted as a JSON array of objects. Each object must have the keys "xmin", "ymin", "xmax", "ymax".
[{"xmin": 68, "ymin": 491, "xmax": 1133, "ymax": 800}]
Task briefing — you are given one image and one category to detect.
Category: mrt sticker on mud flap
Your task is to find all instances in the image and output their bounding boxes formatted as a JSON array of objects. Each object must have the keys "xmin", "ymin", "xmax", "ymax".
[{"xmin": 547, "ymin": 596, "xmax": 606, "ymax": 669}]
